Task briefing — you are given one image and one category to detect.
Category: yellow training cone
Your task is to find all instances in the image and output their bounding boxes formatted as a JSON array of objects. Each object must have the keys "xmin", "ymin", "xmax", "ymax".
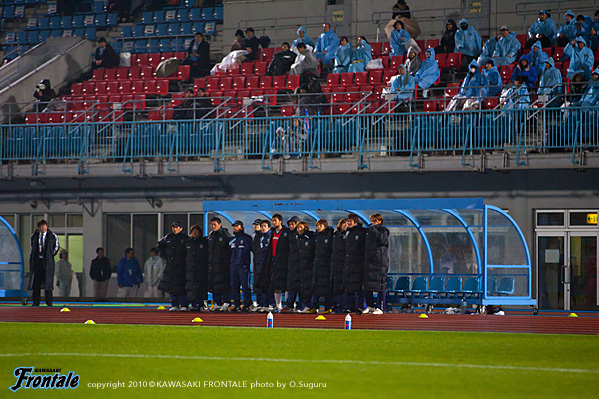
[
  {"xmin": 315, "ymin": 315, "xmax": 326, "ymax": 320},
  {"xmin": 157, "ymin": 305, "xmax": 166, "ymax": 310},
  {"xmin": 60, "ymin": 308, "xmax": 70, "ymax": 312},
  {"xmin": 568, "ymin": 313, "xmax": 578, "ymax": 317},
  {"xmin": 418, "ymin": 314, "xmax": 429, "ymax": 319},
  {"xmin": 192, "ymin": 317, "xmax": 203, "ymax": 322},
  {"xmin": 84, "ymin": 320, "xmax": 95, "ymax": 324}
]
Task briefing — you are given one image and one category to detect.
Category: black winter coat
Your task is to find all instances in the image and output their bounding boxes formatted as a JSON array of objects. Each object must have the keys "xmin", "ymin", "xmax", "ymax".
[
  {"xmin": 252, "ymin": 231, "xmax": 263, "ymax": 271},
  {"xmin": 208, "ymin": 227, "xmax": 232, "ymax": 294},
  {"xmin": 158, "ymin": 231, "xmax": 188, "ymax": 294},
  {"xmin": 343, "ymin": 224, "xmax": 366, "ymax": 293},
  {"xmin": 438, "ymin": 19, "xmax": 458, "ymax": 53},
  {"xmin": 94, "ymin": 43, "xmax": 120, "ymax": 69},
  {"xmin": 297, "ymin": 230, "xmax": 315, "ymax": 299},
  {"xmin": 257, "ymin": 227, "xmax": 290, "ymax": 292},
  {"xmin": 331, "ymin": 229, "xmax": 346, "ymax": 294},
  {"xmin": 363, "ymin": 224, "xmax": 390, "ymax": 291},
  {"xmin": 89, "ymin": 256, "xmax": 111, "ymax": 282},
  {"xmin": 267, "ymin": 50, "xmax": 297, "ymax": 76},
  {"xmin": 28, "ymin": 229, "xmax": 59, "ymax": 291},
  {"xmin": 286, "ymin": 229, "xmax": 301, "ymax": 291},
  {"xmin": 312, "ymin": 227, "xmax": 333, "ymax": 297},
  {"xmin": 185, "ymin": 235, "xmax": 209, "ymax": 294}
]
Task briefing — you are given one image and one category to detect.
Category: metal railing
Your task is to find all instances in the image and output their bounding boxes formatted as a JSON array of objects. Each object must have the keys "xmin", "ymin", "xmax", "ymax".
[{"xmin": 1, "ymin": 103, "xmax": 597, "ymax": 173}]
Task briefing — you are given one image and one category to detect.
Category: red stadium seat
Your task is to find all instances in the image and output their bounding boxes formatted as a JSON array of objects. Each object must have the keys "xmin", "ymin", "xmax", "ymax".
[
  {"xmin": 246, "ymin": 75, "xmax": 260, "ymax": 89},
  {"xmin": 71, "ymin": 83, "xmax": 83, "ymax": 96},
  {"xmin": 92, "ymin": 69, "xmax": 104, "ymax": 80},
  {"xmin": 416, "ymin": 39, "xmax": 425, "ymax": 50},
  {"xmin": 553, "ymin": 47, "xmax": 565, "ymax": 62},
  {"xmin": 281, "ymin": 105, "xmax": 295, "ymax": 116},
  {"xmin": 106, "ymin": 81, "xmax": 119, "ymax": 95},
  {"xmin": 233, "ymin": 76, "xmax": 246, "ymax": 90},
  {"xmin": 82, "ymin": 81, "xmax": 95, "ymax": 96},
  {"xmin": 241, "ymin": 62, "xmax": 254, "ymax": 75},
  {"xmin": 205, "ymin": 77, "xmax": 219, "ymax": 92},
  {"xmin": 286, "ymin": 74, "xmax": 300, "ymax": 89},
  {"xmin": 48, "ymin": 112, "xmax": 64, "ymax": 123},
  {"xmin": 220, "ymin": 76, "xmax": 233, "ymax": 90},
  {"xmin": 155, "ymin": 79, "xmax": 169, "ymax": 96},
  {"xmin": 116, "ymin": 67, "xmax": 129, "ymax": 81},
  {"xmin": 423, "ymin": 100, "xmax": 438, "ymax": 112},
  {"xmin": 346, "ymin": 84, "xmax": 360, "ymax": 102},
  {"xmin": 437, "ymin": 99, "xmax": 446, "ymax": 111},
  {"xmin": 260, "ymin": 76, "xmax": 273, "ymax": 89},
  {"xmin": 174, "ymin": 52, "xmax": 186, "ymax": 60},
  {"xmin": 135, "ymin": 53, "xmax": 149, "ymax": 66},
  {"xmin": 118, "ymin": 81, "xmax": 132, "ymax": 93},
  {"xmin": 382, "ymin": 42, "xmax": 391, "ymax": 54},
  {"xmin": 96, "ymin": 95, "xmax": 110, "ymax": 110},
  {"xmin": 436, "ymin": 53, "xmax": 448, "ymax": 68},
  {"xmin": 133, "ymin": 94, "xmax": 146, "ymax": 110},
  {"xmin": 140, "ymin": 66, "xmax": 154, "ymax": 80},
  {"xmin": 484, "ymin": 97, "xmax": 499, "ymax": 109},
  {"xmin": 160, "ymin": 52, "xmax": 174, "ymax": 62},
  {"xmin": 128, "ymin": 66, "xmax": 141, "ymax": 80},
  {"xmin": 381, "ymin": 56, "xmax": 390, "ymax": 69},
  {"xmin": 516, "ymin": 34, "xmax": 527, "ymax": 48},
  {"xmin": 332, "ymin": 91, "xmax": 346, "ymax": 103},
  {"xmin": 250, "ymin": 89, "xmax": 263, "ymax": 97},
  {"xmin": 264, "ymin": 88, "xmax": 277, "ymax": 105},
  {"xmin": 382, "ymin": 69, "xmax": 395, "ymax": 84},
  {"xmin": 390, "ymin": 56, "xmax": 404, "ymax": 70},
  {"xmin": 273, "ymin": 75, "xmax": 287, "ymax": 89},
  {"xmin": 445, "ymin": 83, "xmax": 460, "ymax": 96},
  {"xmin": 426, "ymin": 39, "xmax": 439, "ymax": 49},
  {"xmin": 108, "ymin": 94, "xmax": 122, "ymax": 104},
  {"xmin": 254, "ymin": 61, "xmax": 267, "ymax": 75},
  {"xmin": 340, "ymin": 72, "xmax": 354, "ymax": 85},
  {"xmin": 500, "ymin": 64, "xmax": 515, "ymax": 84},
  {"xmin": 148, "ymin": 53, "xmax": 161, "ymax": 68},
  {"xmin": 95, "ymin": 82, "xmax": 107, "ymax": 95},
  {"xmin": 176, "ymin": 65, "xmax": 190, "ymax": 81},
  {"xmin": 121, "ymin": 94, "xmax": 134, "ymax": 108},
  {"xmin": 445, "ymin": 53, "xmax": 462, "ymax": 69},
  {"xmin": 104, "ymin": 68, "xmax": 117, "ymax": 80},
  {"xmin": 131, "ymin": 80, "xmax": 144, "ymax": 93},
  {"xmin": 369, "ymin": 70, "xmax": 383, "ymax": 85},
  {"xmin": 327, "ymin": 73, "xmax": 340, "ymax": 86},
  {"xmin": 25, "ymin": 113, "xmax": 49, "ymax": 124},
  {"xmin": 354, "ymin": 72, "xmax": 368, "ymax": 85},
  {"xmin": 261, "ymin": 48, "xmax": 275, "ymax": 61},
  {"xmin": 371, "ymin": 42, "xmax": 383, "ymax": 57}
]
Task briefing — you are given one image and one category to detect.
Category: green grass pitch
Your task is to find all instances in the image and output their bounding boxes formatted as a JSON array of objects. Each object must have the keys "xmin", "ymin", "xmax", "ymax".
[{"xmin": 0, "ymin": 322, "xmax": 598, "ymax": 398}]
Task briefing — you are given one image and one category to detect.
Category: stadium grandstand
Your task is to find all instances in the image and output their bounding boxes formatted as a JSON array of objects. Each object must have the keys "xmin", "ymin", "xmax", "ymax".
[{"xmin": 0, "ymin": 0, "xmax": 598, "ymax": 317}]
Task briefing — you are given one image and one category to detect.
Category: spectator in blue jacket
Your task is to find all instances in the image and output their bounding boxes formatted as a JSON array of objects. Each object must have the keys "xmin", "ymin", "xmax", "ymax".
[
  {"xmin": 454, "ymin": 18, "xmax": 482, "ymax": 68},
  {"xmin": 511, "ymin": 54, "xmax": 538, "ymax": 86},
  {"xmin": 581, "ymin": 68, "xmax": 599, "ymax": 106},
  {"xmin": 388, "ymin": 64, "xmax": 415, "ymax": 107},
  {"xmin": 557, "ymin": 10, "xmax": 577, "ymax": 47},
  {"xmin": 483, "ymin": 59, "xmax": 502, "ymax": 97},
  {"xmin": 565, "ymin": 36, "xmax": 594, "ymax": 79},
  {"xmin": 529, "ymin": 41, "xmax": 548, "ymax": 76},
  {"xmin": 315, "ymin": 23, "xmax": 339, "ymax": 67},
  {"xmin": 446, "ymin": 60, "xmax": 486, "ymax": 111},
  {"xmin": 590, "ymin": 11, "xmax": 599, "ymax": 51},
  {"xmin": 292, "ymin": 27, "xmax": 315, "ymax": 49},
  {"xmin": 526, "ymin": 10, "xmax": 557, "ymax": 48},
  {"xmin": 348, "ymin": 36, "xmax": 372, "ymax": 73},
  {"xmin": 575, "ymin": 14, "xmax": 593, "ymax": 44},
  {"xmin": 478, "ymin": 34, "xmax": 499, "ymax": 66},
  {"xmin": 493, "ymin": 26, "xmax": 521, "ymax": 66},
  {"xmin": 414, "ymin": 48, "xmax": 440, "ymax": 91},
  {"xmin": 538, "ymin": 58, "xmax": 563, "ymax": 106},
  {"xmin": 117, "ymin": 248, "xmax": 143, "ymax": 298},
  {"xmin": 333, "ymin": 37, "xmax": 352, "ymax": 73},
  {"xmin": 502, "ymin": 76, "xmax": 531, "ymax": 111},
  {"xmin": 390, "ymin": 20, "xmax": 410, "ymax": 56},
  {"xmin": 229, "ymin": 220, "xmax": 253, "ymax": 311}
]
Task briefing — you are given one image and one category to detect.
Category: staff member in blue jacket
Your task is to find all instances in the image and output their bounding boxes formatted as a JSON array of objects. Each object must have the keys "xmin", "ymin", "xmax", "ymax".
[
  {"xmin": 117, "ymin": 248, "xmax": 143, "ymax": 298},
  {"xmin": 229, "ymin": 220, "xmax": 253, "ymax": 311}
]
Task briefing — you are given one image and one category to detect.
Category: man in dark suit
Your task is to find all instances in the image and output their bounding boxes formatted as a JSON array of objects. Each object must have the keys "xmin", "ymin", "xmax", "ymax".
[
  {"xmin": 183, "ymin": 32, "xmax": 211, "ymax": 77},
  {"xmin": 28, "ymin": 219, "xmax": 60, "ymax": 306},
  {"xmin": 93, "ymin": 37, "xmax": 119, "ymax": 70}
]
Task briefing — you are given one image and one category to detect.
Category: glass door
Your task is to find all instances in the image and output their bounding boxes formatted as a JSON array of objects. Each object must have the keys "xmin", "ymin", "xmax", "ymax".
[
  {"xmin": 537, "ymin": 233, "xmax": 565, "ymax": 310},
  {"xmin": 569, "ymin": 233, "xmax": 598, "ymax": 311}
]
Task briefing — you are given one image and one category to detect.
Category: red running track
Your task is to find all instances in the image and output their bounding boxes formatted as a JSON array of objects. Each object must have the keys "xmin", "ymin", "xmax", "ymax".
[{"xmin": 1, "ymin": 307, "xmax": 599, "ymax": 335}]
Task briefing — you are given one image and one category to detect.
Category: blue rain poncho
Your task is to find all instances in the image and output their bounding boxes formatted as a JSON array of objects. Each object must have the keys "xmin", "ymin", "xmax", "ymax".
[
  {"xmin": 565, "ymin": 37, "xmax": 594, "ymax": 79},
  {"xmin": 413, "ymin": 48, "xmax": 440, "ymax": 89},
  {"xmin": 390, "ymin": 66, "xmax": 416, "ymax": 102},
  {"xmin": 482, "ymin": 65, "xmax": 502, "ymax": 97},
  {"xmin": 332, "ymin": 43, "xmax": 352, "ymax": 73},
  {"xmin": 529, "ymin": 41, "xmax": 548, "ymax": 75},
  {"xmin": 477, "ymin": 36, "xmax": 497, "ymax": 66},
  {"xmin": 557, "ymin": 10, "xmax": 577, "ymax": 42},
  {"xmin": 292, "ymin": 27, "xmax": 315, "ymax": 48},
  {"xmin": 390, "ymin": 27, "xmax": 410, "ymax": 56},
  {"xmin": 348, "ymin": 41, "xmax": 372, "ymax": 73},
  {"xmin": 315, "ymin": 29, "xmax": 339, "ymax": 65},
  {"xmin": 528, "ymin": 13, "xmax": 557, "ymax": 44},
  {"xmin": 492, "ymin": 31, "xmax": 521, "ymax": 65},
  {"xmin": 538, "ymin": 57, "xmax": 563, "ymax": 96},
  {"xmin": 454, "ymin": 19, "xmax": 482, "ymax": 57}
]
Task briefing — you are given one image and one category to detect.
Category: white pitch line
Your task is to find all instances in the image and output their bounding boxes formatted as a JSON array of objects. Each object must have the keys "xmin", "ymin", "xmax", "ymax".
[{"xmin": 0, "ymin": 353, "xmax": 598, "ymax": 374}]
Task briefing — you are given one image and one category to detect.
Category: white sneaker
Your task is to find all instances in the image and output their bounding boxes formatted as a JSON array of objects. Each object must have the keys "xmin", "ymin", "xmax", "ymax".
[
  {"xmin": 211, "ymin": 305, "xmax": 221, "ymax": 312},
  {"xmin": 221, "ymin": 303, "xmax": 230, "ymax": 311},
  {"xmin": 169, "ymin": 306, "xmax": 179, "ymax": 312},
  {"xmin": 362, "ymin": 306, "xmax": 374, "ymax": 314},
  {"xmin": 495, "ymin": 310, "xmax": 505, "ymax": 316},
  {"xmin": 298, "ymin": 306, "xmax": 310, "ymax": 314},
  {"xmin": 372, "ymin": 308, "xmax": 384, "ymax": 315},
  {"xmin": 179, "ymin": 307, "xmax": 188, "ymax": 312}
]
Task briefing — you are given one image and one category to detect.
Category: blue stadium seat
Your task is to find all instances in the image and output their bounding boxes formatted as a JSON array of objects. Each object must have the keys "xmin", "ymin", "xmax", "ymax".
[
  {"xmin": 142, "ymin": 11, "xmax": 153, "ymax": 24},
  {"xmin": 445, "ymin": 276, "xmax": 462, "ymax": 293},
  {"xmin": 106, "ymin": 12, "xmax": 117, "ymax": 26},
  {"xmin": 192, "ymin": 21, "xmax": 204, "ymax": 34},
  {"xmin": 177, "ymin": 9, "xmax": 189, "ymax": 22},
  {"xmin": 462, "ymin": 277, "xmax": 479, "ymax": 293},
  {"xmin": 39, "ymin": 30, "xmax": 50, "ymax": 42},
  {"xmin": 95, "ymin": 13, "xmax": 107, "ymax": 27},
  {"xmin": 411, "ymin": 276, "xmax": 428, "ymax": 293},
  {"xmin": 72, "ymin": 15, "xmax": 84, "ymax": 28},
  {"xmin": 121, "ymin": 25, "xmax": 132, "ymax": 37},
  {"xmin": 173, "ymin": 38, "xmax": 186, "ymax": 52},
  {"xmin": 429, "ymin": 276, "xmax": 444, "ymax": 293},
  {"xmin": 154, "ymin": 10, "xmax": 166, "ymax": 23},
  {"xmin": 496, "ymin": 277, "xmax": 515, "ymax": 295},
  {"xmin": 189, "ymin": 8, "xmax": 201, "ymax": 21},
  {"xmin": 167, "ymin": 23, "xmax": 180, "ymax": 35},
  {"xmin": 73, "ymin": 28, "xmax": 85, "ymax": 37},
  {"xmin": 182, "ymin": 0, "xmax": 195, "ymax": 7},
  {"xmin": 134, "ymin": 39, "xmax": 148, "ymax": 53},
  {"xmin": 148, "ymin": 39, "xmax": 160, "ymax": 52},
  {"xmin": 213, "ymin": 5, "xmax": 223, "ymax": 21},
  {"xmin": 394, "ymin": 276, "xmax": 410, "ymax": 292},
  {"xmin": 201, "ymin": 7, "xmax": 214, "ymax": 21},
  {"xmin": 39, "ymin": 16, "xmax": 50, "ymax": 29},
  {"xmin": 49, "ymin": 16, "xmax": 61, "ymax": 29},
  {"xmin": 61, "ymin": 15, "xmax": 73, "ymax": 28},
  {"xmin": 112, "ymin": 40, "xmax": 123, "ymax": 52},
  {"xmin": 17, "ymin": 31, "xmax": 28, "ymax": 44},
  {"xmin": 159, "ymin": 39, "xmax": 172, "ymax": 52},
  {"xmin": 51, "ymin": 29, "xmax": 63, "ymax": 38},
  {"xmin": 27, "ymin": 30, "xmax": 39, "ymax": 44},
  {"xmin": 93, "ymin": 0, "xmax": 105, "ymax": 13},
  {"xmin": 4, "ymin": 6, "xmax": 15, "ymax": 19},
  {"xmin": 85, "ymin": 27, "xmax": 97, "ymax": 41},
  {"xmin": 487, "ymin": 277, "xmax": 497, "ymax": 293},
  {"xmin": 155, "ymin": 23, "xmax": 168, "ymax": 36},
  {"xmin": 180, "ymin": 21, "xmax": 193, "ymax": 35},
  {"xmin": 204, "ymin": 22, "xmax": 216, "ymax": 35},
  {"xmin": 133, "ymin": 24, "xmax": 144, "ymax": 37}
]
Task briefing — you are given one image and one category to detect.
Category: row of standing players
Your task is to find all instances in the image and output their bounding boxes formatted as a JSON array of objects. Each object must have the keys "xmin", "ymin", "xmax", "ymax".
[{"xmin": 158, "ymin": 213, "xmax": 390, "ymax": 315}]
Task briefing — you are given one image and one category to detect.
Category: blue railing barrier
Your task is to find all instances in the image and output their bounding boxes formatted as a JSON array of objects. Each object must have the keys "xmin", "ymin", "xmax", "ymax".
[{"xmin": 2, "ymin": 106, "xmax": 598, "ymax": 169}]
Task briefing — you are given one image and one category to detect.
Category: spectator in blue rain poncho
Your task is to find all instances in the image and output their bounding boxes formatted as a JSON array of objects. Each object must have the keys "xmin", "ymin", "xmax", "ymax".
[
  {"xmin": 413, "ymin": 48, "xmax": 440, "ymax": 90},
  {"xmin": 482, "ymin": 59, "xmax": 502, "ymax": 98},
  {"xmin": 526, "ymin": 10, "xmax": 557, "ymax": 48},
  {"xmin": 314, "ymin": 23, "xmax": 339, "ymax": 67},
  {"xmin": 390, "ymin": 20, "xmax": 410, "ymax": 56},
  {"xmin": 333, "ymin": 37, "xmax": 352, "ymax": 73},
  {"xmin": 565, "ymin": 36, "xmax": 594, "ymax": 80},
  {"xmin": 510, "ymin": 54, "xmax": 538, "ymax": 86},
  {"xmin": 348, "ymin": 37, "xmax": 372, "ymax": 73},
  {"xmin": 538, "ymin": 58, "xmax": 563, "ymax": 106},
  {"xmin": 454, "ymin": 18, "xmax": 482, "ymax": 68},
  {"xmin": 581, "ymin": 68, "xmax": 599, "ymax": 106},
  {"xmin": 493, "ymin": 26, "xmax": 521, "ymax": 66},
  {"xmin": 556, "ymin": 10, "xmax": 577, "ymax": 47},
  {"xmin": 446, "ymin": 60, "xmax": 486, "ymax": 111},
  {"xmin": 478, "ymin": 34, "xmax": 499, "ymax": 66},
  {"xmin": 388, "ymin": 64, "xmax": 415, "ymax": 106},
  {"xmin": 528, "ymin": 41, "xmax": 548, "ymax": 76},
  {"xmin": 292, "ymin": 27, "xmax": 315, "ymax": 49}
]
